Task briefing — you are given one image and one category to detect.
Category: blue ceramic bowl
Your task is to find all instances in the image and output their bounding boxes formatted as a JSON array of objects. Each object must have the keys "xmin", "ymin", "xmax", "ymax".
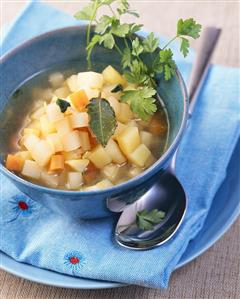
[{"xmin": 0, "ymin": 26, "xmax": 188, "ymax": 219}]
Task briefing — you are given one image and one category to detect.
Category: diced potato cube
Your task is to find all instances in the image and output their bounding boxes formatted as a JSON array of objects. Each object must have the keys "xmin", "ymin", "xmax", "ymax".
[
  {"xmin": 23, "ymin": 128, "xmax": 40, "ymax": 137},
  {"xmin": 40, "ymin": 171, "xmax": 59, "ymax": 188},
  {"xmin": 46, "ymin": 133, "xmax": 63, "ymax": 153},
  {"xmin": 82, "ymin": 87, "xmax": 99, "ymax": 100},
  {"xmin": 66, "ymin": 75, "xmax": 79, "ymax": 92},
  {"xmin": 31, "ymin": 140, "xmax": 54, "ymax": 166},
  {"xmin": 15, "ymin": 151, "xmax": 32, "ymax": 162},
  {"xmin": 48, "ymin": 72, "xmax": 64, "ymax": 88},
  {"xmin": 63, "ymin": 149, "xmax": 82, "ymax": 160},
  {"xmin": 41, "ymin": 88, "xmax": 54, "ymax": 101},
  {"xmin": 102, "ymin": 164, "xmax": 120, "ymax": 182},
  {"xmin": 61, "ymin": 130, "xmax": 82, "ymax": 152},
  {"xmin": 140, "ymin": 131, "xmax": 154, "ymax": 148},
  {"xmin": 40, "ymin": 115, "xmax": 56, "ymax": 136},
  {"xmin": 88, "ymin": 145, "xmax": 112, "ymax": 169},
  {"xmin": 49, "ymin": 154, "xmax": 65, "ymax": 172},
  {"xmin": 85, "ymin": 179, "xmax": 113, "ymax": 191},
  {"xmin": 69, "ymin": 90, "xmax": 89, "ymax": 112},
  {"xmin": 78, "ymin": 72, "xmax": 103, "ymax": 89},
  {"xmin": 145, "ymin": 154, "xmax": 157, "ymax": 167},
  {"xmin": 117, "ymin": 103, "xmax": 133, "ymax": 123},
  {"xmin": 128, "ymin": 144, "xmax": 152, "ymax": 167},
  {"xmin": 127, "ymin": 120, "xmax": 138, "ymax": 127},
  {"xmin": 68, "ymin": 112, "xmax": 89, "ymax": 128},
  {"xmin": 31, "ymin": 106, "xmax": 45, "ymax": 120},
  {"xmin": 112, "ymin": 122, "xmax": 127, "ymax": 140},
  {"xmin": 55, "ymin": 118, "xmax": 72, "ymax": 136},
  {"xmin": 46, "ymin": 103, "xmax": 64, "ymax": 123},
  {"xmin": 65, "ymin": 159, "xmax": 89, "ymax": 172},
  {"xmin": 102, "ymin": 65, "xmax": 126, "ymax": 86},
  {"xmin": 67, "ymin": 172, "xmax": 83, "ymax": 189},
  {"xmin": 105, "ymin": 139, "xmax": 126, "ymax": 164},
  {"xmin": 79, "ymin": 131, "xmax": 91, "ymax": 152},
  {"xmin": 107, "ymin": 96, "xmax": 120, "ymax": 115},
  {"xmin": 27, "ymin": 119, "xmax": 41, "ymax": 130},
  {"xmin": 5, "ymin": 154, "xmax": 23, "ymax": 172},
  {"xmin": 22, "ymin": 134, "xmax": 40, "ymax": 152},
  {"xmin": 54, "ymin": 86, "xmax": 70, "ymax": 98},
  {"xmin": 21, "ymin": 160, "xmax": 41, "ymax": 179},
  {"xmin": 116, "ymin": 127, "xmax": 140, "ymax": 155},
  {"xmin": 128, "ymin": 166, "xmax": 142, "ymax": 178},
  {"xmin": 102, "ymin": 84, "xmax": 122, "ymax": 100}
]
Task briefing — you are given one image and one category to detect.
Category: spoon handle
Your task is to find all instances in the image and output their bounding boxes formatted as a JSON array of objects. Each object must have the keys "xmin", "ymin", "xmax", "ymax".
[{"xmin": 188, "ymin": 27, "xmax": 221, "ymax": 116}]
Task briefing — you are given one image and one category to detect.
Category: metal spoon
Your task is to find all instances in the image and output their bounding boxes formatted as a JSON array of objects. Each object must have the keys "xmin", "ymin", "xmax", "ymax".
[{"xmin": 114, "ymin": 27, "xmax": 221, "ymax": 250}]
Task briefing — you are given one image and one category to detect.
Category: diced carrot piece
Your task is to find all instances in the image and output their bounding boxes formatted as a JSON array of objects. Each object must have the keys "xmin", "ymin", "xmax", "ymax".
[
  {"xmin": 49, "ymin": 155, "xmax": 65, "ymax": 172},
  {"xmin": 149, "ymin": 115, "xmax": 168, "ymax": 135},
  {"xmin": 6, "ymin": 154, "xmax": 23, "ymax": 172},
  {"xmin": 69, "ymin": 90, "xmax": 89, "ymax": 112},
  {"xmin": 83, "ymin": 161, "xmax": 99, "ymax": 184}
]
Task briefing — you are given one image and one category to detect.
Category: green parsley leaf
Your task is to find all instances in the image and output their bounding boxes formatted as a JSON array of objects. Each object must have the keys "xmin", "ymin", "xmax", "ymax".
[
  {"xmin": 132, "ymin": 37, "xmax": 144, "ymax": 56},
  {"xmin": 177, "ymin": 18, "xmax": 202, "ymax": 39},
  {"xmin": 56, "ymin": 99, "xmax": 71, "ymax": 113},
  {"xmin": 143, "ymin": 32, "xmax": 159, "ymax": 53},
  {"xmin": 159, "ymin": 49, "xmax": 176, "ymax": 80},
  {"xmin": 87, "ymin": 98, "xmax": 117, "ymax": 146},
  {"xmin": 128, "ymin": 23, "xmax": 143, "ymax": 34},
  {"xmin": 121, "ymin": 47, "xmax": 132, "ymax": 68},
  {"xmin": 111, "ymin": 84, "xmax": 123, "ymax": 93},
  {"xmin": 95, "ymin": 15, "xmax": 113, "ymax": 34},
  {"xmin": 100, "ymin": 33, "xmax": 115, "ymax": 49},
  {"xmin": 111, "ymin": 23, "xmax": 130, "ymax": 37},
  {"xmin": 136, "ymin": 209, "xmax": 165, "ymax": 231},
  {"xmin": 124, "ymin": 60, "xmax": 148, "ymax": 85},
  {"xmin": 74, "ymin": 3, "xmax": 95, "ymax": 20},
  {"xmin": 121, "ymin": 87, "xmax": 157, "ymax": 120},
  {"xmin": 180, "ymin": 37, "xmax": 190, "ymax": 57}
]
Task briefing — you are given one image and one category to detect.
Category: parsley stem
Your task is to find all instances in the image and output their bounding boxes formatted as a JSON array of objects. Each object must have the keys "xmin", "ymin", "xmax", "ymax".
[
  {"xmin": 87, "ymin": 1, "xmax": 99, "ymax": 69},
  {"xmin": 114, "ymin": 43, "xmax": 123, "ymax": 56},
  {"xmin": 162, "ymin": 35, "xmax": 178, "ymax": 50},
  {"xmin": 124, "ymin": 37, "xmax": 130, "ymax": 50}
]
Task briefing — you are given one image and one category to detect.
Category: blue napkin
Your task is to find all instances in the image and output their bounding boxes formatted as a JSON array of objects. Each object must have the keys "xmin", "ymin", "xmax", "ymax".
[{"xmin": 1, "ymin": 0, "xmax": 239, "ymax": 289}]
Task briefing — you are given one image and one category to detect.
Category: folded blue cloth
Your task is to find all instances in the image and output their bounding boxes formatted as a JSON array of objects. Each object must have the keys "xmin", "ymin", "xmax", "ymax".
[{"xmin": 1, "ymin": 0, "xmax": 239, "ymax": 289}]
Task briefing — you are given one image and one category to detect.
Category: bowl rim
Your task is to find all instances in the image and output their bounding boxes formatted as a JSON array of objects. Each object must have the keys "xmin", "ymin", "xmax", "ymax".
[{"xmin": 0, "ymin": 25, "xmax": 189, "ymax": 196}]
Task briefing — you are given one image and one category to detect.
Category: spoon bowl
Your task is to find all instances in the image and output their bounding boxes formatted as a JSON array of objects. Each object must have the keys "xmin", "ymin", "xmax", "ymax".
[{"xmin": 115, "ymin": 172, "xmax": 187, "ymax": 249}]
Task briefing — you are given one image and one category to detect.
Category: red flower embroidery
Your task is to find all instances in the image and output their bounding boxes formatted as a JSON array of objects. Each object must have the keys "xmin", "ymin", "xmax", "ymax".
[
  {"xmin": 18, "ymin": 201, "xmax": 28, "ymax": 210},
  {"xmin": 64, "ymin": 251, "xmax": 85, "ymax": 273},
  {"xmin": 70, "ymin": 256, "xmax": 80, "ymax": 264}
]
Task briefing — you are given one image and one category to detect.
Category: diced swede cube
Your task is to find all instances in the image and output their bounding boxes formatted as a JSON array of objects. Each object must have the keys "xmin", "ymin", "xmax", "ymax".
[
  {"xmin": 69, "ymin": 90, "xmax": 89, "ymax": 112},
  {"xmin": 67, "ymin": 172, "xmax": 83, "ymax": 189},
  {"xmin": 112, "ymin": 122, "xmax": 127, "ymax": 140},
  {"xmin": 5, "ymin": 154, "xmax": 23, "ymax": 172},
  {"xmin": 31, "ymin": 140, "xmax": 54, "ymax": 167},
  {"xmin": 46, "ymin": 103, "xmax": 64, "ymax": 123},
  {"xmin": 128, "ymin": 144, "xmax": 152, "ymax": 167},
  {"xmin": 88, "ymin": 145, "xmax": 112, "ymax": 169},
  {"xmin": 65, "ymin": 159, "xmax": 89, "ymax": 172},
  {"xmin": 21, "ymin": 160, "xmax": 41, "ymax": 179},
  {"xmin": 102, "ymin": 65, "xmax": 126, "ymax": 86},
  {"xmin": 46, "ymin": 133, "xmax": 63, "ymax": 153},
  {"xmin": 23, "ymin": 134, "xmax": 40, "ymax": 152},
  {"xmin": 66, "ymin": 75, "xmax": 79, "ymax": 92},
  {"xmin": 48, "ymin": 72, "xmax": 64, "ymax": 88},
  {"xmin": 61, "ymin": 130, "xmax": 82, "ymax": 152},
  {"xmin": 63, "ymin": 149, "xmax": 82, "ymax": 160},
  {"xmin": 83, "ymin": 87, "xmax": 100, "ymax": 99},
  {"xmin": 116, "ymin": 127, "xmax": 140, "ymax": 155},
  {"xmin": 78, "ymin": 72, "xmax": 103, "ymax": 89},
  {"xmin": 140, "ymin": 131, "xmax": 154, "ymax": 148},
  {"xmin": 55, "ymin": 118, "xmax": 72, "ymax": 136},
  {"xmin": 105, "ymin": 139, "xmax": 126, "ymax": 164},
  {"xmin": 54, "ymin": 86, "xmax": 70, "ymax": 98},
  {"xmin": 107, "ymin": 96, "xmax": 120, "ymax": 115},
  {"xmin": 68, "ymin": 112, "xmax": 89, "ymax": 128},
  {"xmin": 102, "ymin": 164, "xmax": 120, "ymax": 182},
  {"xmin": 15, "ymin": 151, "xmax": 32, "ymax": 162},
  {"xmin": 27, "ymin": 119, "xmax": 41, "ymax": 130},
  {"xmin": 79, "ymin": 131, "xmax": 91, "ymax": 151},
  {"xmin": 40, "ymin": 115, "xmax": 56, "ymax": 136},
  {"xmin": 117, "ymin": 103, "xmax": 133, "ymax": 123}
]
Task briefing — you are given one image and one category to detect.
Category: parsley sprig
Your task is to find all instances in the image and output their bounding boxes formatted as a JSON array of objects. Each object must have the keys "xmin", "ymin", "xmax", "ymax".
[
  {"xmin": 136, "ymin": 209, "xmax": 165, "ymax": 231},
  {"xmin": 75, "ymin": 0, "xmax": 201, "ymax": 135}
]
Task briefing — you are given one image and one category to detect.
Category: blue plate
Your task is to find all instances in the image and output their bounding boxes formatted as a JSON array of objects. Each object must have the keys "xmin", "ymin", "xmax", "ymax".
[{"xmin": 1, "ymin": 139, "xmax": 239, "ymax": 289}]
